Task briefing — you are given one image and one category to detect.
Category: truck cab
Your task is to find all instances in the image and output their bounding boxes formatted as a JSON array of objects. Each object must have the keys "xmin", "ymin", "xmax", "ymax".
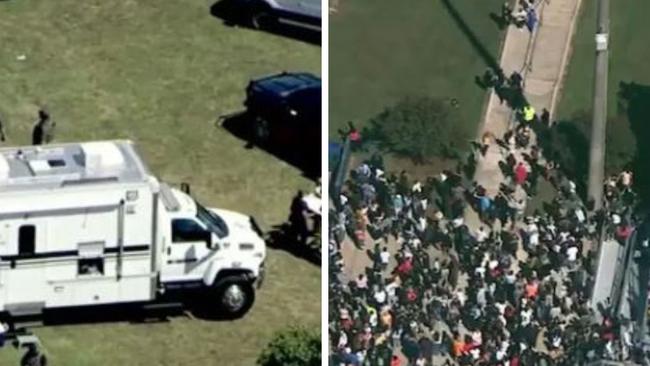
[{"xmin": 158, "ymin": 184, "xmax": 266, "ymax": 317}]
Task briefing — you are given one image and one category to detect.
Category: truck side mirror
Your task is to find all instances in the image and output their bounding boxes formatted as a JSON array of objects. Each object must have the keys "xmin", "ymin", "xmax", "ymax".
[
  {"xmin": 204, "ymin": 232, "xmax": 212, "ymax": 249},
  {"xmin": 180, "ymin": 183, "xmax": 191, "ymax": 195}
]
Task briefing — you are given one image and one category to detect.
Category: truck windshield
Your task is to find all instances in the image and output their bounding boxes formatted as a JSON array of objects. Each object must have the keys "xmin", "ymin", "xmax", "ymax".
[{"xmin": 196, "ymin": 202, "xmax": 229, "ymax": 238}]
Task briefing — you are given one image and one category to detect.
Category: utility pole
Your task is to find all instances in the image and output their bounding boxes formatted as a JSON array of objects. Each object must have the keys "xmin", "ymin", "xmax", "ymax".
[{"xmin": 587, "ymin": 0, "xmax": 610, "ymax": 211}]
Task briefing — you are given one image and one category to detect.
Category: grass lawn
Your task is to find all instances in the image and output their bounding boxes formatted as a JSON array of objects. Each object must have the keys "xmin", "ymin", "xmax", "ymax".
[
  {"xmin": 557, "ymin": 1, "xmax": 650, "ymax": 120},
  {"xmin": 0, "ymin": 1, "xmax": 320, "ymax": 365},
  {"xmin": 329, "ymin": 0, "xmax": 505, "ymax": 137}
]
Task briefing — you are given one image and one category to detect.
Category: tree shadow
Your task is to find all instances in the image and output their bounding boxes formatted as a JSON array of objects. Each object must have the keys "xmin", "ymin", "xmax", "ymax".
[
  {"xmin": 209, "ymin": 0, "xmax": 321, "ymax": 46},
  {"xmin": 536, "ymin": 116, "xmax": 590, "ymax": 198},
  {"xmin": 218, "ymin": 111, "xmax": 320, "ymax": 181},
  {"xmin": 619, "ymin": 82, "xmax": 650, "ymax": 205},
  {"xmin": 441, "ymin": 0, "xmax": 528, "ymax": 110},
  {"xmin": 440, "ymin": 0, "xmax": 500, "ymax": 71},
  {"xmin": 266, "ymin": 223, "xmax": 321, "ymax": 266}
]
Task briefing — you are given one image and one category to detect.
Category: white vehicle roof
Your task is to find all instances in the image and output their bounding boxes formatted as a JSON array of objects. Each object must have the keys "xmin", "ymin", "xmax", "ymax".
[{"xmin": 0, "ymin": 140, "xmax": 150, "ymax": 193}]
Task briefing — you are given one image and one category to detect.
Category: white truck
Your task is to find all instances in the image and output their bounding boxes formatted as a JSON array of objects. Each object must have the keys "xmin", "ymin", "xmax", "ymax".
[{"xmin": 0, "ymin": 140, "xmax": 266, "ymax": 319}]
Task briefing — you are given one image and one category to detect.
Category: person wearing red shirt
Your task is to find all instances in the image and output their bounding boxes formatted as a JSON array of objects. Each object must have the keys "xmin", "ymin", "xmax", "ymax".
[
  {"xmin": 514, "ymin": 162, "xmax": 528, "ymax": 185},
  {"xmin": 616, "ymin": 224, "xmax": 633, "ymax": 242},
  {"xmin": 397, "ymin": 258, "xmax": 413, "ymax": 275},
  {"xmin": 406, "ymin": 287, "xmax": 417, "ymax": 302},
  {"xmin": 390, "ymin": 355, "xmax": 401, "ymax": 366},
  {"xmin": 525, "ymin": 280, "xmax": 539, "ymax": 299},
  {"xmin": 510, "ymin": 354, "xmax": 521, "ymax": 366}
]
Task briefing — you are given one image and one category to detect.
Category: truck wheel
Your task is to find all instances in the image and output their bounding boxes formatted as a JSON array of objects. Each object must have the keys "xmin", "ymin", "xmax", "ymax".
[{"xmin": 215, "ymin": 278, "xmax": 255, "ymax": 318}]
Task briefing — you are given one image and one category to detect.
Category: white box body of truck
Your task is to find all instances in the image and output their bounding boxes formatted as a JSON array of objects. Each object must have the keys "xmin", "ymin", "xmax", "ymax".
[{"xmin": 0, "ymin": 140, "xmax": 266, "ymax": 318}]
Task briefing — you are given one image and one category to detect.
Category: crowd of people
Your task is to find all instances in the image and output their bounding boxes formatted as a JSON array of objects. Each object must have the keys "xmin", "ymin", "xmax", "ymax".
[
  {"xmin": 501, "ymin": 0, "xmax": 539, "ymax": 32},
  {"xmin": 329, "ymin": 112, "xmax": 643, "ymax": 365}
]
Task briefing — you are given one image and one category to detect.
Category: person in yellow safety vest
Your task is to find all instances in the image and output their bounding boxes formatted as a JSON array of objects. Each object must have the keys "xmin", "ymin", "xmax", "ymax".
[{"xmin": 523, "ymin": 105, "xmax": 536, "ymax": 123}]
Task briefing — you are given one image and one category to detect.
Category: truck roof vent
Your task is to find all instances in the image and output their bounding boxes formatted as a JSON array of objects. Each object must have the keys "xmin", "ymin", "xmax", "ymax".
[{"xmin": 80, "ymin": 142, "xmax": 125, "ymax": 176}]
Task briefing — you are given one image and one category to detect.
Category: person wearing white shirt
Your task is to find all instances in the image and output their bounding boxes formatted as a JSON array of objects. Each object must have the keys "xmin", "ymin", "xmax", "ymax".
[
  {"xmin": 455, "ymin": 290, "xmax": 467, "ymax": 306},
  {"xmin": 412, "ymin": 181, "xmax": 422, "ymax": 193},
  {"xmin": 566, "ymin": 245, "xmax": 579, "ymax": 262},
  {"xmin": 470, "ymin": 347, "xmax": 481, "ymax": 360},
  {"xmin": 495, "ymin": 301, "xmax": 507, "ymax": 315},
  {"xmin": 452, "ymin": 217, "xmax": 464, "ymax": 228},
  {"xmin": 475, "ymin": 266, "xmax": 486, "ymax": 279},
  {"xmin": 488, "ymin": 259, "xmax": 499, "ymax": 270},
  {"xmin": 386, "ymin": 280, "xmax": 399, "ymax": 299},
  {"xmin": 477, "ymin": 287, "xmax": 487, "ymax": 308},
  {"xmin": 0, "ymin": 322, "xmax": 6, "ymax": 348},
  {"xmin": 471, "ymin": 330, "xmax": 482, "ymax": 346},
  {"xmin": 418, "ymin": 217, "xmax": 427, "ymax": 232},
  {"xmin": 338, "ymin": 331, "xmax": 348, "ymax": 348},
  {"xmin": 380, "ymin": 248, "xmax": 391, "ymax": 266},
  {"xmin": 373, "ymin": 287, "xmax": 387, "ymax": 305},
  {"xmin": 476, "ymin": 226, "xmax": 489, "ymax": 243},
  {"xmin": 521, "ymin": 307, "xmax": 533, "ymax": 326}
]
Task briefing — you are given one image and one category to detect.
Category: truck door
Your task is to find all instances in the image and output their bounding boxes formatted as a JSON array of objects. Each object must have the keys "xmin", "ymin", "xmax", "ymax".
[
  {"xmin": 4, "ymin": 221, "xmax": 47, "ymax": 308},
  {"xmin": 160, "ymin": 218, "xmax": 215, "ymax": 283}
]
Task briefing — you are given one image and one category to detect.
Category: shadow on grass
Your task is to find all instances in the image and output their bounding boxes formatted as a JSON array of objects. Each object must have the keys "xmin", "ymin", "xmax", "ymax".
[
  {"xmin": 441, "ymin": 0, "xmax": 528, "ymax": 111},
  {"xmin": 440, "ymin": 0, "xmax": 500, "ymax": 71},
  {"xmin": 18, "ymin": 284, "xmax": 263, "ymax": 328},
  {"xmin": 535, "ymin": 115, "xmax": 590, "ymax": 198},
  {"xmin": 218, "ymin": 111, "xmax": 320, "ymax": 181},
  {"xmin": 209, "ymin": 0, "xmax": 321, "ymax": 46},
  {"xmin": 267, "ymin": 223, "xmax": 321, "ymax": 266},
  {"xmin": 489, "ymin": 12, "xmax": 508, "ymax": 31}
]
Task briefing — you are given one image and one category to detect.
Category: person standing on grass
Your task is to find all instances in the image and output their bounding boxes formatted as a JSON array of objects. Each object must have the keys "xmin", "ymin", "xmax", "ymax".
[
  {"xmin": 347, "ymin": 121, "xmax": 361, "ymax": 151},
  {"xmin": 0, "ymin": 116, "xmax": 5, "ymax": 142},
  {"xmin": 289, "ymin": 190, "xmax": 309, "ymax": 245},
  {"xmin": 32, "ymin": 109, "xmax": 55, "ymax": 145},
  {"xmin": 0, "ymin": 322, "xmax": 7, "ymax": 348}
]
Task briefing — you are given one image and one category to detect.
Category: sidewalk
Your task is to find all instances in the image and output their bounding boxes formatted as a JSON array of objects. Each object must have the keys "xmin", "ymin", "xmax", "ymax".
[{"xmin": 465, "ymin": 0, "xmax": 582, "ymax": 230}]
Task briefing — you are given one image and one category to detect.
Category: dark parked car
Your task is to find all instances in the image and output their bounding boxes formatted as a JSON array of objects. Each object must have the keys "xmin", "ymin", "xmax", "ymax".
[{"xmin": 244, "ymin": 72, "xmax": 321, "ymax": 163}]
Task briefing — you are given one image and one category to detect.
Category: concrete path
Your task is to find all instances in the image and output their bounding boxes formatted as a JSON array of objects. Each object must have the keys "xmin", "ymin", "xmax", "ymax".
[{"xmin": 466, "ymin": 0, "xmax": 582, "ymax": 229}]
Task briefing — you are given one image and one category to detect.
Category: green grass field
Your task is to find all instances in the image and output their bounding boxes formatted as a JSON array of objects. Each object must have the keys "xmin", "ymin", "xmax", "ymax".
[
  {"xmin": 329, "ymin": 0, "xmax": 504, "ymax": 137},
  {"xmin": 555, "ymin": 2, "xmax": 650, "ymax": 197},
  {"xmin": 0, "ymin": 1, "xmax": 320, "ymax": 365},
  {"xmin": 557, "ymin": 1, "xmax": 650, "ymax": 119}
]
